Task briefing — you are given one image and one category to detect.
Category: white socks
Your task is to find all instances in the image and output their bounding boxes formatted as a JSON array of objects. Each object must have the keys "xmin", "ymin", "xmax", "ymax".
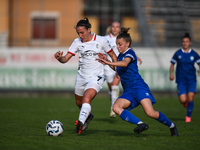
[
  {"xmin": 137, "ymin": 121, "xmax": 144, "ymax": 125},
  {"xmin": 79, "ymin": 103, "xmax": 91, "ymax": 124},
  {"xmin": 170, "ymin": 123, "xmax": 175, "ymax": 128},
  {"xmin": 111, "ymin": 85, "xmax": 119, "ymax": 109}
]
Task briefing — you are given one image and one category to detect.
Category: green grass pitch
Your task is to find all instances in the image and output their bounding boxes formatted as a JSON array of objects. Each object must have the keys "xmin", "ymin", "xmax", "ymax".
[{"xmin": 0, "ymin": 92, "xmax": 200, "ymax": 150}]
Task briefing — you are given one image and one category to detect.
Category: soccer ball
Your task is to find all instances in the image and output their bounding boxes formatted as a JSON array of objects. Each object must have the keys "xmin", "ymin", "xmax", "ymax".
[{"xmin": 46, "ymin": 120, "xmax": 64, "ymax": 136}]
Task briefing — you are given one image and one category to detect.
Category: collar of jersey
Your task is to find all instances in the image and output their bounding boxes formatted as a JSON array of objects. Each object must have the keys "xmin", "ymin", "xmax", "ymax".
[
  {"xmin": 109, "ymin": 33, "xmax": 117, "ymax": 40},
  {"xmin": 81, "ymin": 33, "xmax": 96, "ymax": 43},
  {"xmin": 122, "ymin": 48, "xmax": 131, "ymax": 54},
  {"xmin": 181, "ymin": 48, "xmax": 191, "ymax": 53}
]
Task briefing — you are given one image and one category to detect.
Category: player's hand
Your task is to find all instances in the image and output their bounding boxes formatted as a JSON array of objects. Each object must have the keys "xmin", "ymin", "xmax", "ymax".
[
  {"xmin": 169, "ymin": 74, "xmax": 174, "ymax": 81},
  {"xmin": 96, "ymin": 58, "xmax": 107, "ymax": 65},
  {"xmin": 98, "ymin": 53, "xmax": 107, "ymax": 61},
  {"xmin": 137, "ymin": 57, "xmax": 142, "ymax": 65},
  {"xmin": 198, "ymin": 70, "xmax": 200, "ymax": 76},
  {"xmin": 54, "ymin": 51, "xmax": 63, "ymax": 60}
]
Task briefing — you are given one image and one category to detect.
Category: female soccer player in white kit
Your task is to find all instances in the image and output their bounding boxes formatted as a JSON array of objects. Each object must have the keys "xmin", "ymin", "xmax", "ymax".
[
  {"xmin": 54, "ymin": 17, "xmax": 117, "ymax": 134},
  {"xmin": 104, "ymin": 22, "xmax": 121, "ymax": 118},
  {"xmin": 104, "ymin": 22, "xmax": 142, "ymax": 118}
]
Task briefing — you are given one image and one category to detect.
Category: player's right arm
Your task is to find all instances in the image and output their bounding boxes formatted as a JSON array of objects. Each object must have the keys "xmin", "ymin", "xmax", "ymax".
[
  {"xmin": 54, "ymin": 51, "xmax": 73, "ymax": 63},
  {"xmin": 169, "ymin": 63, "xmax": 175, "ymax": 81},
  {"xmin": 54, "ymin": 39, "xmax": 78, "ymax": 63},
  {"xmin": 169, "ymin": 51, "xmax": 178, "ymax": 81}
]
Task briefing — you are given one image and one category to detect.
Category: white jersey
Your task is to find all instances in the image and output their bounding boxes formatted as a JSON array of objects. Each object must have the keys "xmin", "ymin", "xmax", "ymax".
[
  {"xmin": 104, "ymin": 33, "xmax": 119, "ymax": 61},
  {"xmin": 68, "ymin": 33, "xmax": 112, "ymax": 77},
  {"xmin": 103, "ymin": 34, "xmax": 119, "ymax": 83}
]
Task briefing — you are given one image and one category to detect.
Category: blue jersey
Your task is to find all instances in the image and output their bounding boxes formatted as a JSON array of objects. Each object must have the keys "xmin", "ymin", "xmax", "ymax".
[
  {"xmin": 170, "ymin": 48, "xmax": 200, "ymax": 83},
  {"xmin": 116, "ymin": 48, "xmax": 149, "ymax": 91}
]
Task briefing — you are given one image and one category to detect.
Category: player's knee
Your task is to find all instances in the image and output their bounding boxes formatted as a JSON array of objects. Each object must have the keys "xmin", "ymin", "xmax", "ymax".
[
  {"xmin": 112, "ymin": 104, "xmax": 120, "ymax": 115},
  {"xmin": 188, "ymin": 99, "xmax": 193, "ymax": 102},
  {"xmin": 179, "ymin": 95, "xmax": 187, "ymax": 103},
  {"xmin": 82, "ymin": 94, "xmax": 93, "ymax": 104},
  {"xmin": 187, "ymin": 95, "xmax": 194, "ymax": 102},
  {"xmin": 187, "ymin": 98, "xmax": 193, "ymax": 102},
  {"xmin": 179, "ymin": 99, "xmax": 187, "ymax": 104},
  {"xmin": 112, "ymin": 104, "xmax": 117, "ymax": 112},
  {"xmin": 145, "ymin": 111, "xmax": 157, "ymax": 119}
]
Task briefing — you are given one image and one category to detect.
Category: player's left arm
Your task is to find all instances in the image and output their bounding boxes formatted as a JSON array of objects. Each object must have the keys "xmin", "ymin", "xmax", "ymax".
[
  {"xmin": 137, "ymin": 56, "xmax": 142, "ymax": 65},
  {"xmin": 108, "ymin": 50, "xmax": 117, "ymax": 62},
  {"xmin": 131, "ymin": 48, "xmax": 142, "ymax": 64},
  {"xmin": 102, "ymin": 36, "xmax": 117, "ymax": 63},
  {"xmin": 98, "ymin": 53, "xmax": 115, "ymax": 70},
  {"xmin": 198, "ymin": 64, "xmax": 200, "ymax": 76},
  {"xmin": 106, "ymin": 49, "xmax": 117, "ymax": 70},
  {"xmin": 98, "ymin": 51, "xmax": 117, "ymax": 70},
  {"xmin": 195, "ymin": 52, "xmax": 200, "ymax": 76}
]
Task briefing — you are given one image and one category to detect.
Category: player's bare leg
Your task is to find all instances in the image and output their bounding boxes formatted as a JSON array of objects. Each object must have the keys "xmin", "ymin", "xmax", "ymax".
[
  {"xmin": 107, "ymin": 82, "xmax": 116, "ymax": 118},
  {"xmin": 75, "ymin": 89, "xmax": 96, "ymax": 134},
  {"xmin": 179, "ymin": 94, "xmax": 188, "ymax": 108},
  {"xmin": 110, "ymin": 75, "xmax": 120, "ymax": 118},
  {"xmin": 141, "ymin": 98, "xmax": 178, "ymax": 136}
]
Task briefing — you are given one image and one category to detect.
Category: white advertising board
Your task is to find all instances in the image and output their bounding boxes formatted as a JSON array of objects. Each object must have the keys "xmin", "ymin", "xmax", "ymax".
[{"xmin": 0, "ymin": 47, "xmax": 200, "ymax": 91}]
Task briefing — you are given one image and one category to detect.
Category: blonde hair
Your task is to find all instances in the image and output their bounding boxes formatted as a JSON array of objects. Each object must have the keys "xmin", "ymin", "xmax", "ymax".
[{"xmin": 105, "ymin": 26, "xmax": 111, "ymax": 35}]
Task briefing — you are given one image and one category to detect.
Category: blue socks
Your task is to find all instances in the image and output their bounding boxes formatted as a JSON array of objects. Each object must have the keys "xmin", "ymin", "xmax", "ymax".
[
  {"xmin": 156, "ymin": 111, "xmax": 173, "ymax": 127},
  {"xmin": 120, "ymin": 109, "xmax": 141, "ymax": 124},
  {"xmin": 120, "ymin": 110, "xmax": 174, "ymax": 128},
  {"xmin": 187, "ymin": 101, "xmax": 194, "ymax": 117}
]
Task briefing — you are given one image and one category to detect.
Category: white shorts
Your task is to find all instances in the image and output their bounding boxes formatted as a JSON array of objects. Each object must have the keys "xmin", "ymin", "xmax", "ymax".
[
  {"xmin": 104, "ymin": 65, "xmax": 115, "ymax": 83},
  {"xmin": 74, "ymin": 73, "xmax": 105, "ymax": 96}
]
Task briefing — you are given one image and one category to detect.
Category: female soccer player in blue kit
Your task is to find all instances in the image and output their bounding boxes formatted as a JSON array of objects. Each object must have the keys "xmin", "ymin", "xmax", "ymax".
[
  {"xmin": 96, "ymin": 27, "xmax": 179, "ymax": 136},
  {"xmin": 104, "ymin": 22, "xmax": 142, "ymax": 118},
  {"xmin": 170, "ymin": 33, "xmax": 200, "ymax": 122}
]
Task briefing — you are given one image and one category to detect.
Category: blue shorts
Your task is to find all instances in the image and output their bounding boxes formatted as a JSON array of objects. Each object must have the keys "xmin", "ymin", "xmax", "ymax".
[
  {"xmin": 119, "ymin": 88, "xmax": 156, "ymax": 110},
  {"xmin": 177, "ymin": 81, "xmax": 196, "ymax": 96}
]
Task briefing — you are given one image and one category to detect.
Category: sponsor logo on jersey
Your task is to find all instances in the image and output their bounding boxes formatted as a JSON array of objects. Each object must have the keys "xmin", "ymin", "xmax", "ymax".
[
  {"xmin": 190, "ymin": 56, "xmax": 194, "ymax": 61},
  {"xmin": 81, "ymin": 50, "xmax": 99, "ymax": 57}
]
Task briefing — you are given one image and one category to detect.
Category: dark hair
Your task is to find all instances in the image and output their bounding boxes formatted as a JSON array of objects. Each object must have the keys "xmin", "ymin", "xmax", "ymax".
[
  {"xmin": 117, "ymin": 27, "xmax": 132, "ymax": 46},
  {"xmin": 182, "ymin": 32, "xmax": 191, "ymax": 41},
  {"xmin": 75, "ymin": 17, "xmax": 91, "ymax": 29}
]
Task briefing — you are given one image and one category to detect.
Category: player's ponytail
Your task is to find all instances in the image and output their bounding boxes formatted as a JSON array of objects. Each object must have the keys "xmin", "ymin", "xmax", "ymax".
[
  {"xmin": 182, "ymin": 32, "xmax": 191, "ymax": 41},
  {"xmin": 120, "ymin": 27, "xmax": 130, "ymax": 35},
  {"xmin": 75, "ymin": 17, "xmax": 91, "ymax": 29},
  {"xmin": 117, "ymin": 27, "xmax": 132, "ymax": 47}
]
